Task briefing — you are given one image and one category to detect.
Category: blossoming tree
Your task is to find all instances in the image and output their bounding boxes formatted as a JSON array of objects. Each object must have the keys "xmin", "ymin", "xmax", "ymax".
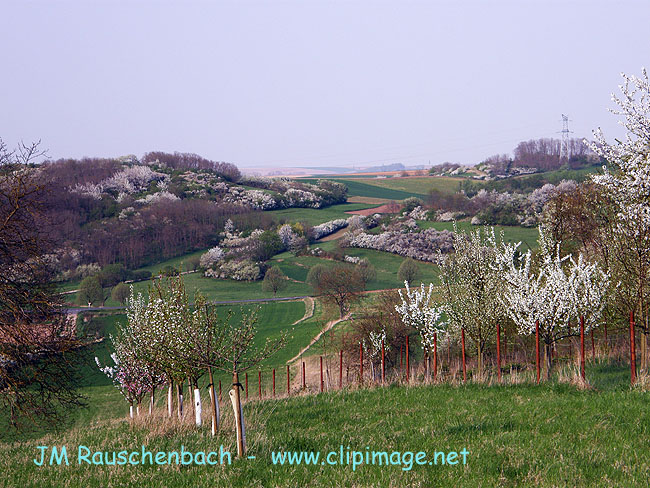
[
  {"xmin": 589, "ymin": 68, "xmax": 650, "ymax": 373},
  {"xmin": 395, "ymin": 282, "xmax": 447, "ymax": 377},
  {"xmin": 439, "ymin": 225, "xmax": 508, "ymax": 377},
  {"xmin": 497, "ymin": 227, "xmax": 609, "ymax": 379}
]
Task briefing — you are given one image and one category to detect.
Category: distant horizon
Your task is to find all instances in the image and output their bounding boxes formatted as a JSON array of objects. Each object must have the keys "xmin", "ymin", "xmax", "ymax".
[{"xmin": 2, "ymin": 0, "xmax": 647, "ymax": 168}]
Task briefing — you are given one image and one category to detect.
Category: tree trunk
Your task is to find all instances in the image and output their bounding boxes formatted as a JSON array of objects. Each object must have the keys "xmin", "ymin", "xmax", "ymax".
[
  {"xmin": 544, "ymin": 341, "xmax": 553, "ymax": 381},
  {"xmin": 193, "ymin": 387, "xmax": 202, "ymax": 426},
  {"xmin": 477, "ymin": 342, "xmax": 483, "ymax": 379},
  {"xmin": 177, "ymin": 382, "xmax": 183, "ymax": 419},
  {"xmin": 641, "ymin": 329, "xmax": 648, "ymax": 375},
  {"xmin": 149, "ymin": 386, "xmax": 155, "ymax": 415},
  {"xmin": 230, "ymin": 371, "xmax": 246, "ymax": 458},
  {"xmin": 167, "ymin": 382, "xmax": 173, "ymax": 418},
  {"xmin": 188, "ymin": 377, "xmax": 194, "ymax": 418},
  {"xmin": 208, "ymin": 367, "xmax": 219, "ymax": 436},
  {"xmin": 129, "ymin": 403, "xmax": 134, "ymax": 419}
]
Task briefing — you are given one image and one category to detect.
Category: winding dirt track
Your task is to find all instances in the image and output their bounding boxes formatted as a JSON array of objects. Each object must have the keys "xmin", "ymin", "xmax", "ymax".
[{"xmin": 287, "ymin": 313, "xmax": 351, "ymax": 364}]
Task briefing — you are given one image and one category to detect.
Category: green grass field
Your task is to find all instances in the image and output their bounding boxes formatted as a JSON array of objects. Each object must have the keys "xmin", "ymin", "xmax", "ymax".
[
  {"xmin": 419, "ymin": 221, "xmax": 541, "ymax": 251},
  {"xmin": 302, "ymin": 176, "xmax": 464, "ymax": 199},
  {"xmin": 268, "ymin": 202, "xmax": 379, "ymax": 226},
  {"xmin": 3, "ymin": 364, "xmax": 647, "ymax": 487}
]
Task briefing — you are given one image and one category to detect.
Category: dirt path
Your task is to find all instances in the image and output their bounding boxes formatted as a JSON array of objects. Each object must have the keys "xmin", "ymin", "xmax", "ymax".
[
  {"xmin": 292, "ymin": 297, "xmax": 315, "ymax": 325},
  {"xmin": 287, "ymin": 313, "xmax": 351, "ymax": 364},
  {"xmin": 345, "ymin": 203, "xmax": 400, "ymax": 216}
]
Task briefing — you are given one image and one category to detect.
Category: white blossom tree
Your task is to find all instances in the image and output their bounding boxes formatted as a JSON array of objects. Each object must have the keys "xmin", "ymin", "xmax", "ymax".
[
  {"xmin": 439, "ymin": 225, "xmax": 508, "ymax": 377},
  {"xmin": 395, "ymin": 282, "xmax": 447, "ymax": 376},
  {"xmin": 589, "ymin": 68, "xmax": 650, "ymax": 373},
  {"xmin": 497, "ymin": 227, "xmax": 609, "ymax": 379}
]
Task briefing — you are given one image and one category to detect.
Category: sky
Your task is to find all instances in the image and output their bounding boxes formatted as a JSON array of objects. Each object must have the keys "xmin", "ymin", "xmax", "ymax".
[{"xmin": 1, "ymin": 0, "xmax": 648, "ymax": 169}]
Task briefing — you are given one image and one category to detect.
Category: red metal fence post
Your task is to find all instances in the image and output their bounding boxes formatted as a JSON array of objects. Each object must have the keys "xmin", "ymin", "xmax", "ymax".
[
  {"xmin": 630, "ymin": 311, "xmax": 637, "ymax": 385},
  {"xmin": 461, "ymin": 328, "xmax": 467, "ymax": 383},
  {"xmin": 580, "ymin": 316, "xmax": 586, "ymax": 381},
  {"xmin": 320, "ymin": 356, "xmax": 324, "ymax": 393},
  {"xmin": 302, "ymin": 361, "xmax": 306, "ymax": 390},
  {"xmin": 496, "ymin": 322, "xmax": 502, "ymax": 382},
  {"xmin": 381, "ymin": 340, "xmax": 385, "ymax": 384},
  {"xmin": 433, "ymin": 332, "xmax": 438, "ymax": 381},
  {"xmin": 359, "ymin": 343, "xmax": 363, "ymax": 384},
  {"xmin": 535, "ymin": 320, "xmax": 540, "ymax": 384},
  {"xmin": 405, "ymin": 335, "xmax": 410, "ymax": 382}
]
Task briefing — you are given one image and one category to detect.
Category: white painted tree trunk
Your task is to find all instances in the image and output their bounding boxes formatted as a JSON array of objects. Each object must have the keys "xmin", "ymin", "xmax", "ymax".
[
  {"xmin": 194, "ymin": 388, "xmax": 202, "ymax": 426},
  {"xmin": 208, "ymin": 367, "xmax": 219, "ymax": 436},
  {"xmin": 129, "ymin": 404, "xmax": 134, "ymax": 419},
  {"xmin": 167, "ymin": 383, "xmax": 173, "ymax": 417},
  {"xmin": 229, "ymin": 388, "xmax": 246, "ymax": 456},
  {"xmin": 136, "ymin": 404, "xmax": 141, "ymax": 417},
  {"xmin": 149, "ymin": 387, "xmax": 155, "ymax": 415},
  {"xmin": 211, "ymin": 394, "xmax": 220, "ymax": 436}
]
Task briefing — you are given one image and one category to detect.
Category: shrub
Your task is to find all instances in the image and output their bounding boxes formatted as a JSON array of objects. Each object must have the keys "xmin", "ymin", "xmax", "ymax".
[{"xmin": 398, "ymin": 258, "xmax": 420, "ymax": 285}]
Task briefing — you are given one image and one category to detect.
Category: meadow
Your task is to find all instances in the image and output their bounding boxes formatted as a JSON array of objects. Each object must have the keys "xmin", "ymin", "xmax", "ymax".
[
  {"xmin": 3, "ymin": 363, "xmax": 647, "ymax": 487},
  {"xmin": 300, "ymin": 175, "xmax": 463, "ymax": 199}
]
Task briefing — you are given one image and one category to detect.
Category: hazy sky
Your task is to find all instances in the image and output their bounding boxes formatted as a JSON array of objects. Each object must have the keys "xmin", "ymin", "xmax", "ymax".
[{"xmin": 1, "ymin": 0, "xmax": 648, "ymax": 168}]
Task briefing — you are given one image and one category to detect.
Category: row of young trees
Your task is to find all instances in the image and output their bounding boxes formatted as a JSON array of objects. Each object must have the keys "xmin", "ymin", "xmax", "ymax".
[
  {"xmin": 97, "ymin": 276, "xmax": 285, "ymax": 457},
  {"xmin": 380, "ymin": 224, "xmax": 609, "ymax": 382},
  {"xmin": 386, "ymin": 69, "xmax": 650, "ymax": 382}
]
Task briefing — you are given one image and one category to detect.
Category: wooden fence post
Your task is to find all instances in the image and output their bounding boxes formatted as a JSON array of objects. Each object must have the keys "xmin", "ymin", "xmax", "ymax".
[
  {"xmin": 287, "ymin": 364, "xmax": 290, "ymax": 395},
  {"xmin": 258, "ymin": 370, "xmax": 262, "ymax": 399},
  {"xmin": 302, "ymin": 361, "xmax": 306, "ymax": 390},
  {"xmin": 320, "ymin": 356, "xmax": 324, "ymax": 393},
  {"xmin": 339, "ymin": 350, "xmax": 343, "ymax": 389},
  {"xmin": 273, "ymin": 369, "xmax": 276, "ymax": 397}
]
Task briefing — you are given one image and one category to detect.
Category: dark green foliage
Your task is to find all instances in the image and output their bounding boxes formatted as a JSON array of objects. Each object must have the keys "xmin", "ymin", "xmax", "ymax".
[
  {"xmin": 402, "ymin": 197, "xmax": 424, "ymax": 213},
  {"xmin": 78, "ymin": 276, "xmax": 104, "ymax": 306},
  {"xmin": 397, "ymin": 258, "xmax": 420, "ymax": 285},
  {"xmin": 110, "ymin": 282, "xmax": 130, "ymax": 305},
  {"xmin": 255, "ymin": 230, "xmax": 284, "ymax": 261},
  {"xmin": 262, "ymin": 266, "xmax": 288, "ymax": 296}
]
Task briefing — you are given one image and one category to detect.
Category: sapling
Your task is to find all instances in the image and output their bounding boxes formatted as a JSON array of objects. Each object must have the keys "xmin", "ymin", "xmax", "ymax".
[
  {"xmin": 497, "ymin": 226, "xmax": 609, "ymax": 379},
  {"xmin": 199, "ymin": 307, "xmax": 286, "ymax": 457},
  {"xmin": 395, "ymin": 282, "xmax": 447, "ymax": 378}
]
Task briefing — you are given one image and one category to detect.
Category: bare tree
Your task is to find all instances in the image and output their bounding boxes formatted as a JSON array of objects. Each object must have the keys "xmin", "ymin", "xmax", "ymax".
[
  {"xmin": 311, "ymin": 265, "xmax": 365, "ymax": 318},
  {"xmin": 206, "ymin": 307, "xmax": 286, "ymax": 457},
  {"xmin": 0, "ymin": 139, "xmax": 86, "ymax": 433}
]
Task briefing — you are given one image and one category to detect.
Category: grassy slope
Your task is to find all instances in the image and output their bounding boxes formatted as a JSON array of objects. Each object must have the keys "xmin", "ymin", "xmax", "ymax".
[
  {"xmin": 268, "ymin": 202, "xmax": 378, "ymax": 226},
  {"xmin": 4, "ymin": 365, "xmax": 648, "ymax": 487},
  {"xmin": 420, "ymin": 221, "xmax": 541, "ymax": 251}
]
